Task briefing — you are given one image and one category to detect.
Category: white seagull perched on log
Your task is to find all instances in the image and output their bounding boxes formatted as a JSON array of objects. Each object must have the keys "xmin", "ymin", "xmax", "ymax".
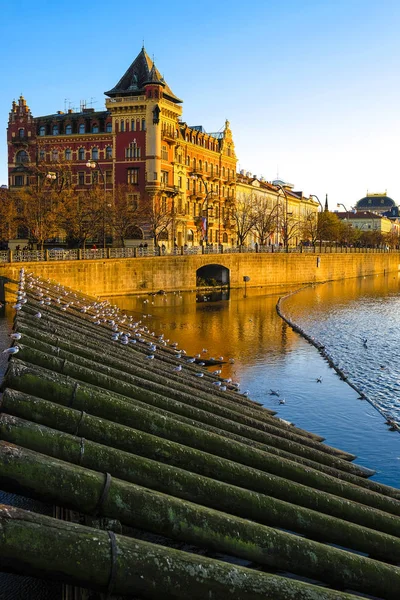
[
  {"xmin": 173, "ymin": 365, "xmax": 182, "ymax": 372},
  {"xmin": 10, "ymin": 333, "xmax": 22, "ymax": 340},
  {"xmin": 194, "ymin": 372, "xmax": 204, "ymax": 377},
  {"xmin": 34, "ymin": 312, "xmax": 42, "ymax": 318},
  {"xmin": 3, "ymin": 346, "xmax": 19, "ymax": 355}
]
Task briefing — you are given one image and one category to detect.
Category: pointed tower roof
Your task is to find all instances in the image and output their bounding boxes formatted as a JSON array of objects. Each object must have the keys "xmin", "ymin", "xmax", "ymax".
[{"xmin": 105, "ymin": 47, "xmax": 182, "ymax": 103}]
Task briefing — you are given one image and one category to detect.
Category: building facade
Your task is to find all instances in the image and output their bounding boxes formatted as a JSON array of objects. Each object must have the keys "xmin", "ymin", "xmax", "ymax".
[{"xmin": 7, "ymin": 47, "xmax": 237, "ymax": 247}]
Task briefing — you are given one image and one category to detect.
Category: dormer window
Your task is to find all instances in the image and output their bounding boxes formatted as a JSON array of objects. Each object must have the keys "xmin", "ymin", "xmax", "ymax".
[
  {"xmin": 52, "ymin": 125, "xmax": 59, "ymax": 135},
  {"xmin": 39, "ymin": 126, "xmax": 46, "ymax": 136},
  {"xmin": 79, "ymin": 123, "xmax": 85, "ymax": 134},
  {"xmin": 92, "ymin": 123, "xmax": 99, "ymax": 133},
  {"xmin": 65, "ymin": 124, "xmax": 72, "ymax": 135},
  {"xmin": 106, "ymin": 122, "xmax": 112, "ymax": 133}
]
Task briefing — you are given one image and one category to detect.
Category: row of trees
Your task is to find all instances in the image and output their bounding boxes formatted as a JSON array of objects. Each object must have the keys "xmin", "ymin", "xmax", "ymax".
[
  {"xmin": 0, "ymin": 183, "xmax": 175, "ymax": 250},
  {"xmin": 232, "ymin": 192, "xmax": 398, "ymax": 248}
]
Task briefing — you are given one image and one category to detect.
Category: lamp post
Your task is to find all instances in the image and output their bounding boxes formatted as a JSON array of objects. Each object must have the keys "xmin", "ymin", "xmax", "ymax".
[
  {"xmin": 310, "ymin": 194, "xmax": 324, "ymax": 211},
  {"xmin": 189, "ymin": 172, "xmax": 215, "ymax": 247},
  {"xmin": 86, "ymin": 160, "xmax": 108, "ymax": 251},
  {"xmin": 310, "ymin": 194, "xmax": 324, "ymax": 250},
  {"xmin": 275, "ymin": 184, "xmax": 289, "ymax": 252}
]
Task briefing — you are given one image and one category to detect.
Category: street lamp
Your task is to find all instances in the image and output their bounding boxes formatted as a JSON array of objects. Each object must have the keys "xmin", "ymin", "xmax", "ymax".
[
  {"xmin": 275, "ymin": 184, "xmax": 290, "ymax": 252},
  {"xmin": 310, "ymin": 194, "xmax": 324, "ymax": 211},
  {"xmin": 86, "ymin": 160, "xmax": 108, "ymax": 251},
  {"xmin": 189, "ymin": 171, "xmax": 216, "ymax": 247}
]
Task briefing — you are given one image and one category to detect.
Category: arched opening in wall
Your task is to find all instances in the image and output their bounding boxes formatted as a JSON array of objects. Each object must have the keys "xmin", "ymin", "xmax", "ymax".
[{"xmin": 196, "ymin": 264, "xmax": 229, "ymax": 288}]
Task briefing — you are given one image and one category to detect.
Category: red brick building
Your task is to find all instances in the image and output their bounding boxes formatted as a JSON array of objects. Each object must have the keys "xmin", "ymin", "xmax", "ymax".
[{"xmin": 7, "ymin": 47, "xmax": 237, "ymax": 246}]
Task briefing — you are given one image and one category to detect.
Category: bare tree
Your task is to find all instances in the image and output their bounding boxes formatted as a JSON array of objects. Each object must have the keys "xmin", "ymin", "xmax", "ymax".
[
  {"xmin": 231, "ymin": 192, "xmax": 257, "ymax": 246},
  {"xmin": 252, "ymin": 197, "xmax": 278, "ymax": 245},
  {"xmin": 111, "ymin": 184, "xmax": 140, "ymax": 247},
  {"xmin": 140, "ymin": 195, "xmax": 174, "ymax": 247},
  {"xmin": 0, "ymin": 188, "xmax": 18, "ymax": 243},
  {"xmin": 57, "ymin": 185, "xmax": 104, "ymax": 249},
  {"xmin": 13, "ymin": 187, "xmax": 59, "ymax": 250}
]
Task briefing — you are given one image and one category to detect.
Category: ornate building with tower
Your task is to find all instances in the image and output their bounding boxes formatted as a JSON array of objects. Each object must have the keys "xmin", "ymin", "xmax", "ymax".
[{"xmin": 7, "ymin": 47, "xmax": 237, "ymax": 247}]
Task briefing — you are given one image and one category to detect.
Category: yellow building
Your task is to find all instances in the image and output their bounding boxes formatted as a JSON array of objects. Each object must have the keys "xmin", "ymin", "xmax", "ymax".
[{"xmin": 235, "ymin": 174, "xmax": 319, "ymax": 247}]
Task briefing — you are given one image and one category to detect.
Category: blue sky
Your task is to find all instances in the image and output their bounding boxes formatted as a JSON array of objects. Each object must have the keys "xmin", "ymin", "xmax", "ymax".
[{"xmin": 2, "ymin": 0, "xmax": 400, "ymax": 208}]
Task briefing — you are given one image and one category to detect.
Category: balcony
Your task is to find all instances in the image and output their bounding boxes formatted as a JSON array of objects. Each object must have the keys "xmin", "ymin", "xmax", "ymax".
[
  {"xmin": 161, "ymin": 129, "xmax": 178, "ymax": 143},
  {"xmin": 11, "ymin": 136, "xmax": 33, "ymax": 144}
]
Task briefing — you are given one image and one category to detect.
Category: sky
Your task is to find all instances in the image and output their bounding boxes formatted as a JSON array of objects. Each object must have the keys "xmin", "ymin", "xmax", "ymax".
[{"xmin": 2, "ymin": 0, "xmax": 400, "ymax": 209}]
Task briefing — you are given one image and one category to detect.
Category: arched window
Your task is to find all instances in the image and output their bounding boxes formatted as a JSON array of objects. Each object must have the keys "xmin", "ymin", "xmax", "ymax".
[
  {"xmin": 18, "ymin": 128, "xmax": 24, "ymax": 138},
  {"xmin": 120, "ymin": 121, "xmax": 125, "ymax": 132},
  {"xmin": 131, "ymin": 120, "xmax": 135, "ymax": 131},
  {"xmin": 52, "ymin": 125, "xmax": 59, "ymax": 135},
  {"xmin": 92, "ymin": 123, "xmax": 99, "ymax": 133},
  {"xmin": 199, "ymin": 160, "xmax": 202, "ymax": 171},
  {"xmin": 65, "ymin": 124, "xmax": 72, "ymax": 135},
  {"xmin": 16, "ymin": 150, "xmax": 28, "ymax": 163},
  {"xmin": 223, "ymin": 232, "xmax": 228, "ymax": 243},
  {"xmin": 39, "ymin": 126, "xmax": 46, "ymax": 136},
  {"xmin": 65, "ymin": 149, "xmax": 72, "ymax": 161},
  {"xmin": 78, "ymin": 148, "xmax": 85, "ymax": 160},
  {"xmin": 91, "ymin": 147, "xmax": 99, "ymax": 160},
  {"xmin": 39, "ymin": 150, "xmax": 45, "ymax": 161},
  {"xmin": 106, "ymin": 146, "xmax": 112, "ymax": 159},
  {"xmin": 79, "ymin": 123, "xmax": 85, "ymax": 134},
  {"xmin": 52, "ymin": 149, "xmax": 59, "ymax": 162},
  {"xmin": 106, "ymin": 122, "xmax": 112, "ymax": 133},
  {"xmin": 192, "ymin": 158, "xmax": 196, "ymax": 171}
]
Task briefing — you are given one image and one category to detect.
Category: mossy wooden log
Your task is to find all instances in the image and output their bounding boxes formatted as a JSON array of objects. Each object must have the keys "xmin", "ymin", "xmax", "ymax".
[
  {"xmin": 0, "ymin": 504, "xmax": 362, "ymax": 600},
  {"xmin": 12, "ymin": 345, "xmax": 365, "ymax": 474},
  {"xmin": 17, "ymin": 321, "xmax": 331, "ymax": 446},
  {"xmin": 2, "ymin": 388, "xmax": 400, "ymax": 539},
  {"xmin": 2, "ymin": 412, "xmax": 400, "ymax": 564},
  {"xmin": 4, "ymin": 361, "xmax": 374, "ymax": 492},
  {"xmin": 1, "ymin": 441, "xmax": 399, "ymax": 599}
]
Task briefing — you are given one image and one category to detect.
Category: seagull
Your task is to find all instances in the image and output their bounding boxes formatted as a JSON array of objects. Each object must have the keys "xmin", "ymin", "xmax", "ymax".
[
  {"xmin": 10, "ymin": 333, "xmax": 22, "ymax": 340},
  {"xmin": 194, "ymin": 372, "xmax": 204, "ymax": 377},
  {"xmin": 35, "ymin": 312, "xmax": 42, "ymax": 318},
  {"xmin": 146, "ymin": 354, "xmax": 155, "ymax": 359},
  {"xmin": 186, "ymin": 358, "xmax": 196, "ymax": 363},
  {"xmin": 212, "ymin": 381, "xmax": 221, "ymax": 386},
  {"xmin": 316, "ymin": 377, "xmax": 323, "ymax": 383},
  {"xmin": 270, "ymin": 389, "xmax": 279, "ymax": 396},
  {"xmin": 220, "ymin": 385, "xmax": 227, "ymax": 391},
  {"xmin": 279, "ymin": 399, "xmax": 286, "ymax": 405},
  {"xmin": 3, "ymin": 346, "xmax": 19, "ymax": 355},
  {"xmin": 173, "ymin": 365, "xmax": 182, "ymax": 372},
  {"xmin": 362, "ymin": 338, "xmax": 368, "ymax": 347}
]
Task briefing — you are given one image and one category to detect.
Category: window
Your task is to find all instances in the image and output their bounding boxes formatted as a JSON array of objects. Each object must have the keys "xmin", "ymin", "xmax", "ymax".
[
  {"xmin": 79, "ymin": 123, "xmax": 85, "ymax": 134},
  {"xmin": 65, "ymin": 149, "xmax": 71, "ymax": 161},
  {"xmin": 161, "ymin": 145, "xmax": 168, "ymax": 161},
  {"xmin": 78, "ymin": 172, "xmax": 85, "ymax": 185},
  {"xmin": 39, "ymin": 150, "xmax": 45, "ymax": 161},
  {"xmin": 91, "ymin": 147, "xmax": 99, "ymax": 160},
  {"xmin": 120, "ymin": 121, "xmax": 125, "ymax": 132},
  {"xmin": 127, "ymin": 142, "xmax": 140, "ymax": 159},
  {"xmin": 18, "ymin": 128, "xmax": 24, "ymax": 138},
  {"xmin": 153, "ymin": 171, "xmax": 157, "ymax": 180},
  {"xmin": 65, "ymin": 124, "xmax": 72, "ymax": 135},
  {"xmin": 39, "ymin": 126, "xmax": 46, "ymax": 136},
  {"xmin": 106, "ymin": 146, "xmax": 112, "ymax": 159},
  {"xmin": 91, "ymin": 171, "xmax": 98, "ymax": 185},
  {"xmin": 162, "ymin": 196, "xmax": 167, "ymax": 212},
  {"xmin": 52, "ymin": 125, "xmax": 59, "ymax": 135},
  {"xmin": 161, "ymin": 171, "xmax": 169, "ymax": 185},
  {"xmin": 178, "ymin": 176, "xmax": 182, "ymax": 189},
  {"xmin": 141, "ymin": 119, "xmax": 146, "ymax": 131},
  {"xmin": 78, "ymin": 148, "xmax": 85, "ymax": 160},
  {"xmin": 16, "ymin": 150, "xmax": 28, "ymax": 163},
  {"xmin": 52, "ymin": 149, "xmax": 59, "ymax": 162},
  {"xmin": 92, "ymin": 123, "xmax": 99, "ymax": 133},
  {"xmin": 131, "ymin": 120, "xmax": 135, "ymax": 131},
  {"xmin": 15, "ymin": 175, "xmax": 24, "ymax": 186},
  {"xmin": 106, "ymin": 122, "xmax": 112, "ymax": 133},
  {"xmin": 105, "ymin": 170, "xmax": 112, "ymax": 184},
  {"xmin": 187, "ymin": 229, "xmax": 194, "ymax": 242},
  {"xmin": 127, "ymin": 168, "xmax": 139, "ymax": 185}
]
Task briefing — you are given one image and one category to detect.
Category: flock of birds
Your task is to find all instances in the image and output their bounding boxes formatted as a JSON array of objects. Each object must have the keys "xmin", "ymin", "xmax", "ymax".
[{"xmin": 3, "ymin": 269, "xmax": 250, "ymax": 399}]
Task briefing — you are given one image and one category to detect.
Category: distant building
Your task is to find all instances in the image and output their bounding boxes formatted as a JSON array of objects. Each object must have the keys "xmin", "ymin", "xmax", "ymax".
[
  {"xmin": 7, "ymin": 47, "xmax": 237, "ymax": 247},
  {"xmin": 355, "ymin": 192, "xmax": 399, "ymax": 217}
]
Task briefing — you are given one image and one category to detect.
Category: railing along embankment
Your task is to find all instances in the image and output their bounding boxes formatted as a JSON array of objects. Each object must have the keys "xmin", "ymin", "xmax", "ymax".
[{"xmin": 0, "ymin": 269, "xmax": 400, "ymax": 599}]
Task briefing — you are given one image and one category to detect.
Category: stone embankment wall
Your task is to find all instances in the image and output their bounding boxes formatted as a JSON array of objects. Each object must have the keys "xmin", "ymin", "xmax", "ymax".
[{"xmin": 0, "ymin": 252, "xmax": 399, "ymax": 300}]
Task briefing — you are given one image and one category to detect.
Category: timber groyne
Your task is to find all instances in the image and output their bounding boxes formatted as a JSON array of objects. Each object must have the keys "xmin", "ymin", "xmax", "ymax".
[{"xmin": 0, "ymin": 270, "xmax": 400, "ymax": 599}]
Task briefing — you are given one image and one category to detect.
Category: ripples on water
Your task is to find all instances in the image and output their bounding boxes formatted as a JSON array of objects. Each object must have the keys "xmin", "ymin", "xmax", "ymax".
[{"xmin": 283, "ymin": 274, "xmax": 400, "ymax": 427}]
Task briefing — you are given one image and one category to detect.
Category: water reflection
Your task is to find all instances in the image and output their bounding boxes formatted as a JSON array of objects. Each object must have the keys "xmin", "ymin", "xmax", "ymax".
[
  {"xmin": 114, "ymin": 280, "xmax": 400, "ymax": 487},
  {"xmin": 196, "ymin": 289, "xmax": 230, "ymax": 303}
]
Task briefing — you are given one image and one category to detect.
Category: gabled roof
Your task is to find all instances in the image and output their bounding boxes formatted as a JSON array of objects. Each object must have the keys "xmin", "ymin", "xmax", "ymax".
[{"xmin": 105, "ymin": 47, "xmax": 182, "ymax": 104}]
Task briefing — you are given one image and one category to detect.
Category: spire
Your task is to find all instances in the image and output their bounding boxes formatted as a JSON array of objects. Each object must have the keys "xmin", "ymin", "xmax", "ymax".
[
  {"xmin": 104, "ymin": 47, "xmax": 182, "ymax": 103},
  {"xmin": 324, "ymin": 193, "xmax": 329, "ymax": 212}
]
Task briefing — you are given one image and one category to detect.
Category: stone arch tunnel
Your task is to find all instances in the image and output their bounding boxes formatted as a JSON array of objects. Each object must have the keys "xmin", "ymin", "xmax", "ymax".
[{"xmin": 196, "ymin": 263, "xmax": 230, "ymax": 287}]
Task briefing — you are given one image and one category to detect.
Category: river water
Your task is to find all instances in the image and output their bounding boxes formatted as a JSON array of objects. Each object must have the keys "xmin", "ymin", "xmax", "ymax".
[{"xmin": 0, "ymin": 273, "xmax": 400, "ymax": 596}]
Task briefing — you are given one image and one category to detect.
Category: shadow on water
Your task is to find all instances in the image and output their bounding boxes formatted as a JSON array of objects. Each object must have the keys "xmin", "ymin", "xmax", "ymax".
[{"xmin": 196, "ymin": 289, "xmax": 230, "ymax": 303}]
